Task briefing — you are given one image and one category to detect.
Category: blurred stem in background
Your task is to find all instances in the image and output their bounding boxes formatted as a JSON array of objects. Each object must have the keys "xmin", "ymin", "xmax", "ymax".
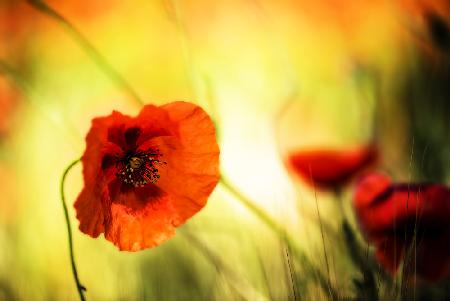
[
  {"xmin": 0, "ymin": 59, "xmax": 81, "ymax": 147},
  {"xmin": 0, "ymin": 60, "xmax": 29, "ymax": 92},
  {"xmin": 398, "ymin": 55, "xmax": 450, "ymax": 182},
  {"xmin": 26, "ymin": 0, "xmax": 145, "ymax": 107},
  {"xmin": 181, "ymin": 229, "xmax": 268, "ymax": 301},
  {"xmin": 392, "ymin": 11, "xmax": 450, "ymax": 182},
  {"xmin": 220, "ymin": 176, "xmax": 338, "ymax": 300},
  {"xmin": 333, "ymin": 189, "xmax": 379, "ymax": 301},
  {"xmin": 60, "ymin": 158, "xmax": 86, "ymax": 301}
]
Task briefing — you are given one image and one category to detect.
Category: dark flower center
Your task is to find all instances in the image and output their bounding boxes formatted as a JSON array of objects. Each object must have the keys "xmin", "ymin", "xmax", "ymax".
[{"xmin": 116, "ymin": 149, "xmax": 166, "ymax": 187}]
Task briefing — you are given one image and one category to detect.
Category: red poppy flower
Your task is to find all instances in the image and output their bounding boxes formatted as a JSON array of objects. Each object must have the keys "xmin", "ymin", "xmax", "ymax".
[
  {"xmin": 353, "ymin": 172, "xmax": 450, "ymax": 281},
  {"xmin": 74, "ymin": 101, "xmax": 220, "ymax": 251},
  {"xmin": 287, "ymin": 144, "xmax": 378, "ymax": 190}
]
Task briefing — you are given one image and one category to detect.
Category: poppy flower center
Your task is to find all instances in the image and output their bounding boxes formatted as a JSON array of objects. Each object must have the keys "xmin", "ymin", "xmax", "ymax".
[
  {"xmin": 129, "ymin": 156, "xmax": 143, "ymax": 169},
  {"xmin": 116, "ymin": 149, "xmax": 165, "ymax": 187}
]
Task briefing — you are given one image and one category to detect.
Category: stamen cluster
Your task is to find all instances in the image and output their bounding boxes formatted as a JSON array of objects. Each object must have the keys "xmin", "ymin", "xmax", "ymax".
[{"xmin": 116, "ymin": 149, "xmax": 166, "ymax": 187}]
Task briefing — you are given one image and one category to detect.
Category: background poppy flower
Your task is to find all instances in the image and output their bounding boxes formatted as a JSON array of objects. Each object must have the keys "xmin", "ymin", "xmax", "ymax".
[
  {"xmin": 75, "ymin": 101, "xmax": 220, "ymax": 251},
  {"xmin": 353, "ymin": 172, "xmax": 450, "ymax": 281},
  {"xmin": 288, "ymin": 144, "xmax": 378, "ymax": 190}
]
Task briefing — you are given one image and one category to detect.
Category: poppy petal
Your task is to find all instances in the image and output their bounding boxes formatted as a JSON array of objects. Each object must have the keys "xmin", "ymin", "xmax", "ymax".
[
  {"xmin": 74, "ymin": 185, "xmax": 105, "ymax": 237},
  {"xmin": 134, "ymin": 104, "xmax": 174, "ymax": 143},
  {"xmin": 374, "ymin": 236, "xmax": 405, "ymax": 273},
  {"xmin": 82, "ymin": 111, "xmax": 130, "ymax": 184},
  {"xmin": 75, "ymin": 111, "xmax": 130, "ymax": 236},
  {"xmin": 104, "ymin": 179, "xmax": 179, "ymax": 251},
  {"xmin": 416, "ymin": 233, "xmax": 450, "ymax": 281},
  {"xmin": 357, "ymin": 181, "xmax": 450, "ymax": 234},
  {"xmin": 288, "ymin": 144, "xmax": 378, "ymax": 190},
  {"xmin": 354, "ymin": 172, "xmax": 392, "ymax": 208},
  {"xmin": 157, "ymin": 102, "xmax": 220, "ymax": 222},
  {"xmin": 353, "ymin": 172, "xmax": 450, "ymax": 280}
]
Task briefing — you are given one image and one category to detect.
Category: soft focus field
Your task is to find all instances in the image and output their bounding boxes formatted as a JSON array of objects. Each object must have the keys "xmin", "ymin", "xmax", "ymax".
[{"xmin": 1, "ymin": 1, "xmax": 449, "ymax": 300}]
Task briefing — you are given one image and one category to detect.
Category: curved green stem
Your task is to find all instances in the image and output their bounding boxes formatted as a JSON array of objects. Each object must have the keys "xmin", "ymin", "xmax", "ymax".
[
  {"xmin": 26, "ymin": 0, "xmax": 145, "ymax": 107},
  {"xmin": 60, "ymin": 158, "xmax": 86, "ymax": 301},
  {"xmin": 220, "ymin": 176, "xmax": 338, "ymax": 300}
]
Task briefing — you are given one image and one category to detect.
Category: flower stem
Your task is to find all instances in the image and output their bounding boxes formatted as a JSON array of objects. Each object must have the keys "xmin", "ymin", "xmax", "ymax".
[
  {"xmin": 0, "ymin": 60, "xmax": 29, "ymax": 92},
  {"xmin": 26, "ymin": 0, "xmax": 145, "ymax": 107},
  {"xmin": 60, "ymin": 158, "xmax": 86, "ymax": 301},
  {"xmin": 220, "ymin": 176, "xmax": 338, "ymax": 300},
  {"xmin": 334, "ymin": 190, "xmax": 378, "ymax": 301}
]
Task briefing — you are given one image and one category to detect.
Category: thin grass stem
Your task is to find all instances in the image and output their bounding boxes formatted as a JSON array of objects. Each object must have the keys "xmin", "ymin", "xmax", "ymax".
[{"xmin": 220, "ymin": 176, "xmax": 338, "ymax": 300}]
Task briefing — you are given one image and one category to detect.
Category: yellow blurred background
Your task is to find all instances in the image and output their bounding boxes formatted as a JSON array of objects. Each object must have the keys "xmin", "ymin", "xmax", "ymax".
[{"xmin": 1, "ymin": 0, "xmax": 446, "ymax": 300}]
